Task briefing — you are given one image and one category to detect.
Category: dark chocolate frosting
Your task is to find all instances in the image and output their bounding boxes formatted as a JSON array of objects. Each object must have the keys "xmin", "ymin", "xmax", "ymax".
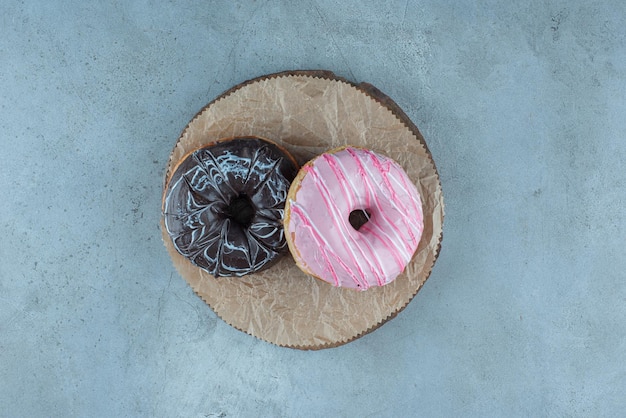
[{"xmin": 163, "ymin": 137, "xmax": 298, "ymax": 277}]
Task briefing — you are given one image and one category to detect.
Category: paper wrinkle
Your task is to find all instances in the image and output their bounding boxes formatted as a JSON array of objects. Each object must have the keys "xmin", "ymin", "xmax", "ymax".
[{"xmin": 162, "ymin": 72, "xmax": 444, "ymax": 349}]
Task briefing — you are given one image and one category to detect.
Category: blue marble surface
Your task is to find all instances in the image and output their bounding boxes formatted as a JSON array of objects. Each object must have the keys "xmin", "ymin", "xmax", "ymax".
[{"xmin": 1, "ymin": 1, "xmax": 625, "ymax": 416}]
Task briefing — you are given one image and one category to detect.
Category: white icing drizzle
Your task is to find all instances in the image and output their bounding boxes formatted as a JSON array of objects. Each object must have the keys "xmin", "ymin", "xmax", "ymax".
[{"xmin": 164, "ymin": 138, "xmax": 297, "ymax": 277}]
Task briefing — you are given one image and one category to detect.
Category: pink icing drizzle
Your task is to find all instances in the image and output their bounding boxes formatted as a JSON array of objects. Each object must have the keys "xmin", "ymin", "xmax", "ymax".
[
  {"xmin": 288, "ymin": 147, "xmax": 424, "ymax": 290},
  {"xmin": 329, "ymin": 155, "xmax": 408, "ymax": 271},
  {"xmin": 304, "ymin": 164, "xmax": 383, "ymax": 287},
  {"xmin": 357, "ymin": 149, "xmax": 419, "ymax": 246}
]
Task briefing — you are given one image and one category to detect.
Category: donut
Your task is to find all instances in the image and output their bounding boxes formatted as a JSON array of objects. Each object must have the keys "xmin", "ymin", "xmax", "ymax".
[
  {"xmin": 284, "ymin": 146, "xmax": 424, "ymax": 290},
  {"xmin": 163, "ymin": 137, "xmax": 299, "ymax": 277}
]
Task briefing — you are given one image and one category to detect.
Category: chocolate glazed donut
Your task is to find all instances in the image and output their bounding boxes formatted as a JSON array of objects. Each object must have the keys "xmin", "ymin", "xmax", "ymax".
[{"xmin": 163, "ymin": 137, "xmax": 298, "ymax": 277}]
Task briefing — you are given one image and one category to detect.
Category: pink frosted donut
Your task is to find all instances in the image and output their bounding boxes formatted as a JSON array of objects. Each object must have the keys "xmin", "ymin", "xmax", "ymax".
[{"xmin": 284, "ymin": 146, "xmax": 424, "ymax": 290}]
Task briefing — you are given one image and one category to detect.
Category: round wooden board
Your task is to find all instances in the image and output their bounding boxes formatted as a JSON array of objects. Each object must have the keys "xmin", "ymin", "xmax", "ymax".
[{"xmin": 161, "ymin": 70, "xmax": 444, "ymax": 349}]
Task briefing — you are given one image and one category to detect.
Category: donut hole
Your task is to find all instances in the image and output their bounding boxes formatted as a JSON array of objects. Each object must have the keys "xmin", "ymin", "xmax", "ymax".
[
  {"xmin": 349, "ymin": 209, "xmax": 371, "ymax": 231},
  {"xmin": 226, "ymin": 194, "xmax": 255, "ymax": 227}
]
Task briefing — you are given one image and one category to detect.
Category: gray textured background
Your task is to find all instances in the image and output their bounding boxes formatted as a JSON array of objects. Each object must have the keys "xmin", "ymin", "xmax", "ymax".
[{"xmin": 1, "ymin": 1, "xmax": 625, "ymax": 416}]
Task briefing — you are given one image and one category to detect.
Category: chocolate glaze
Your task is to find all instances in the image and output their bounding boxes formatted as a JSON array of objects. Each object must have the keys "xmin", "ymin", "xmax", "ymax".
[{"xmin": 164, "ymin": 137, "xmax": 298, "ymax": 277}]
